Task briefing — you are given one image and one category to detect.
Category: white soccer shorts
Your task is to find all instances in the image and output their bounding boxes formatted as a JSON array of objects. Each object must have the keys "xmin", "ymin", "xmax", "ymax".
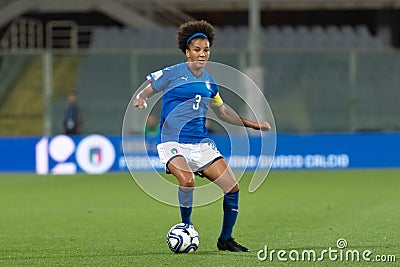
[{"xmin": 156, "ymin": 141, "xmax": 223, "ymax": 173}]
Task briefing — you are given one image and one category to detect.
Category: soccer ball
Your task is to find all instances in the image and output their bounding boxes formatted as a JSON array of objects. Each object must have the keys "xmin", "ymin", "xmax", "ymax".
[{"xmin": 167, "ymin": 223, "xmax": 199, "ymax": 253}]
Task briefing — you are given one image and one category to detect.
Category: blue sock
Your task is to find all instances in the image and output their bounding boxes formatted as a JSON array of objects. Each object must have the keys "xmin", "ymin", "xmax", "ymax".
[
  {"xmin": 219, "ymin": 190, "xmax": 239, "ymax": 241},
  {"xmin": 178, "ymin": 187, "xmax": 193, "ymax": 225}
]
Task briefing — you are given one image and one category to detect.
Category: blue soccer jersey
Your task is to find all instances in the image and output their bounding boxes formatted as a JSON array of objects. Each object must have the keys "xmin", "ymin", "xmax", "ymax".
[{"xmin": 147, "ymin": 62, "xmax": 222, "ymax": 143}]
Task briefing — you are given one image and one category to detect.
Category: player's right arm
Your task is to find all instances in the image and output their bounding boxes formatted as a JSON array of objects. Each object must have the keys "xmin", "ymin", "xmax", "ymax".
[
  {"xmin": 133, "ymin": 83, "xmax": 156, "ymax": 110},
  {"xmin": 134, "ymin": 66, "xmax": 173, "ymax": 110}
]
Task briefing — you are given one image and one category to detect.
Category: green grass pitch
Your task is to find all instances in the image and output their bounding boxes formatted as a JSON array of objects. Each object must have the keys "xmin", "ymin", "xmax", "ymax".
[{"xmin": 0, "ymin": 170, "xmax": 399, "ymax": 266}]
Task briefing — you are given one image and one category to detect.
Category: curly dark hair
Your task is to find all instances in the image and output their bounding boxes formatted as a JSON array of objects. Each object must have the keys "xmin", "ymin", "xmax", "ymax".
[{"xmin": 177, "ymin": 20, "xmax": 215, "ymax": 54}]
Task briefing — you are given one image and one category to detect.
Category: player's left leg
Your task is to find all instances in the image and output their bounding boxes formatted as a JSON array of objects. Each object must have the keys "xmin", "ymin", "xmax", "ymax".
[{"xmin": 202, "ymin": 159, "xmax": 249, "ymax": 252}]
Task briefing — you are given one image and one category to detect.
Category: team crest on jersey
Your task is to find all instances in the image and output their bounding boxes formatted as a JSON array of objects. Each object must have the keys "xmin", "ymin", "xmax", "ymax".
[
  {"xmin": 205, "ymin": 80, "xmax": 211, "ymax": 90},
  {"xmin": 170, "ymin": 148, "xmax": 179, "ymax": 154}
]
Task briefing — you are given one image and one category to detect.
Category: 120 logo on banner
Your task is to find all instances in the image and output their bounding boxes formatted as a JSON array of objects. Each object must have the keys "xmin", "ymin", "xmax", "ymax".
[{"xmin": 35, "ymin": 134, "xmax": 116, "ymax": 174}]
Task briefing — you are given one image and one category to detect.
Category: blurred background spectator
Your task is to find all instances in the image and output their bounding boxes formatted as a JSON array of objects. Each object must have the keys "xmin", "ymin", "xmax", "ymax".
[
  {"xmin": 63, "ymin": 90, "xmax": 83, "ymax": 135},
  {"xmin": 144, "ymin": 114, "xmax": 159, "ymax": 136}
]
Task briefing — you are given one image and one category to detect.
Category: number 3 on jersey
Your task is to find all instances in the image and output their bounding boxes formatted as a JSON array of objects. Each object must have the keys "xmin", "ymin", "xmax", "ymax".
[{"xmin": 193, "ymin": 94, "xmax": 201, "ymax": 110}]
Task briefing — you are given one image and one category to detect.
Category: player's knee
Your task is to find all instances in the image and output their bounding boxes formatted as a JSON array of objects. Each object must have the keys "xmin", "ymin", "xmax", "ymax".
[
  {"xmin": 180, "ymin": 180, "xmax": 194, "ymax": 188},
  {"xmin": 179, "ymin": 173, "xmax": 195, "ymax": 188}
]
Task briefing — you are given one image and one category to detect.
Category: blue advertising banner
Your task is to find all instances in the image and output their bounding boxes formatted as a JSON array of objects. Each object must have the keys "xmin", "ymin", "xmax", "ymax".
[
  {"xmin": 274, "ymin": 133, "xmax": 400, "ymax": 169},
  {"xmin": 0, "ymin": 137, "xmax": 38, "ymax": 172},
  {"xmin": 0, "ymin": 133, "xmax": 399, "ymax": 173}
]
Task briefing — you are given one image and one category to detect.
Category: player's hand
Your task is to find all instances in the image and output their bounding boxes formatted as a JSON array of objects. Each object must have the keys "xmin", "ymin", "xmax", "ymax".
[
  {"xmin": 257, "ymin": 121, "xmax": 271, "ymax": 131},
  {"xmin": 133, "ymin": 95, "xmax": 147, "ymax": 110}
]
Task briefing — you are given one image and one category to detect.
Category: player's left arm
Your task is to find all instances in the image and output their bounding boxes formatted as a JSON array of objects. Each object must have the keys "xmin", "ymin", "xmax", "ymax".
[{"xmin": 210, "ymin": 94, "xmax": 271, "ymax": 131}]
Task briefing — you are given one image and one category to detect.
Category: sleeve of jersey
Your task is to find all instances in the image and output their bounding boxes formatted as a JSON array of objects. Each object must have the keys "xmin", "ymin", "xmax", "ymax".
[
  {"xmin": 209, "ymin": 92, "xmax": 223, "ymax": 108},
  {"xmin": 146, "ymin": 68, "xmax": 169, "ymax": 92}
]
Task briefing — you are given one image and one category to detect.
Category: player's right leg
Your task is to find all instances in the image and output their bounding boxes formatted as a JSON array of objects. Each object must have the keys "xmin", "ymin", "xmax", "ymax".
[
  {"xmin": 157, "ymin": 142, "xmax": 195, "ymax": 225},
  {"xmin": 167, "ymin": 156, "xmax": 195, "ymax": 225}
]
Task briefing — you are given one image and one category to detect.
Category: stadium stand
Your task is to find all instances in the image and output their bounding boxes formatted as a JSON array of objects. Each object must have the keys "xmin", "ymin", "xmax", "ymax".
[
  {"xmin": 42, "ymin": 23, "xmax": 396, "ymax": 135},
  {"xmin": 90, "ymin": 25, "xmax": 386, "ymax": 50},
  {"xmin": 82, "ymin": 24, "xmax": 395, "ymax": 134},
  {"xmin": 355, "ymin": 51, "xmax": 400, "ymax": 131},
  {"xmin": 0, "ymin": 1, "xmax": 398, "ymax": 136},
  {"xmin": 0, "ymin": 56, "xmax": 27, "ymax": 103},
  {"xmin": 64, "ymin": 54, "xmax": 132, "ymax": 135}
]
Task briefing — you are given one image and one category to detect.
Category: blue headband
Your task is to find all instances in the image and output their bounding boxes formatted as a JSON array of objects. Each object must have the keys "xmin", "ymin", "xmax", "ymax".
[{"xmin": 186, "ymin": 32, "xmax": 208, "ymax": 46}]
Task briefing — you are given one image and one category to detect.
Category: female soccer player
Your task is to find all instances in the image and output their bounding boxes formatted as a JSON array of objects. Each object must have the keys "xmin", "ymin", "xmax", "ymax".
[{"xmin": 133, "ymin": 20, "xmax": 271, "ymax": 252}]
